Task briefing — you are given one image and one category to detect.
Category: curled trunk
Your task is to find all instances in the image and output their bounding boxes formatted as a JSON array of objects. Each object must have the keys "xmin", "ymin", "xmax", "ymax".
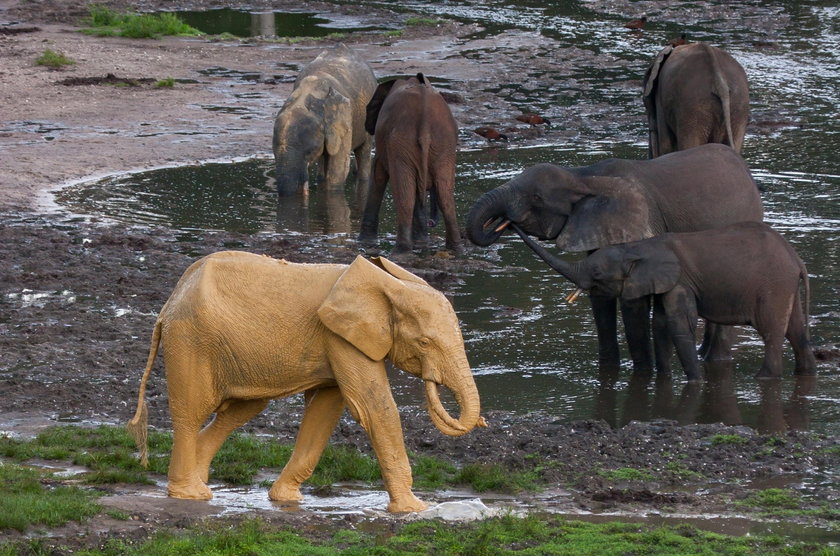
[
  {"xmin": 465, "ymin": 187, "xmax": 510, "ymax": 246},
  {"xmin": 424, "ymin": 356, "xmax": 484, "ymax": 437}
]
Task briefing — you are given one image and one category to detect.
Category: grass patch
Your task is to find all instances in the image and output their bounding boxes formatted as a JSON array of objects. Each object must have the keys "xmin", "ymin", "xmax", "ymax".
[
  {"xmin": 406, "ymin": 16, "xmax": 443, "ymax": 26},
  {"xmin": 155, "ymin": 77, "xmax": 175, "ymax": 88},
  {"xmin": 35, "ymin": 48, "xmax": 75, "ymax": 69},
  {"xmin": 383, "ymin": 29, "xmax": 403, "ymax": 38},
  {"xmin": 710, "ymin": 434, "xmax": 749, "ymax": 446},
  {"xmin": 82, "ymin": 6, "xmax": 202, "ymax": 39},
  {"xmin": 599, "ymin": 467, "xmax": 655, "ymax": 481},
  {"xmin": 15, "ymin": 515, "xmax": 831, "ymax": 555},
  {"xmin": 0, "ymin": 463, "xmax": 101, "ymax": 532},
  {"xmin": 665, "ymin": 461, "xmax": 702, "ymax": 480},
  {"xmin": 738, "ymin": 488, "xmax": 801, "ymax": 510}
]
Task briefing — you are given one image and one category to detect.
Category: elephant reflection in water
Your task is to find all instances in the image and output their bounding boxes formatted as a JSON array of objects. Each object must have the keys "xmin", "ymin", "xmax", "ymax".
[
  {"xmin": 595, "ymin": 361, "xmax": 817, "ymax": 434},
  {"xmin": 266, "ymin": 169, "xmax": 353, "ymax": 235}
]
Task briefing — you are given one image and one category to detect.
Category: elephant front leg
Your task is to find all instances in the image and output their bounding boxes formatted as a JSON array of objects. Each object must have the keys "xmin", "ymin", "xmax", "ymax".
[
  {"xmin": 661, "ymin": 287, "xmax": 702, "ymax": 381},
  {"xmin": 620, "ymin": 296, "xmax": 654, "ymax": 373},
  {"xmin": 269, "ymin": 387, "xmax": 345, "ymax": 503},
  {"xmin": 590, "ymin": 295, "xmax": 621, "ymax": 372},
  {"xmin": 699, "ymin": 323, "xmax": 734, "ymax": 361},
  {"xmin": 653, "ymin": 295, "xmax": 674, "ymax": 376}
]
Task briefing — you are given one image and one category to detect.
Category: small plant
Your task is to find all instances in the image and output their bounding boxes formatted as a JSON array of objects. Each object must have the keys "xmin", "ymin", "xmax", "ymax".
[
  {"xmin": 599, "ymin": 467, "xmax": 654, "ymax": 481},
  {"xmin": 664, "ymin": 462, "xmax": 701, "ymax": 480},
  {"xmin": 155, "ymin": 77, "xmax": 175, "ymax": 88},
  {"xmin": 83, "ymin": 6, "xmax": 202, "ymax": 39},
  {"xmin": 738, "ymin": 488, "xmax": 800, "ymax": 510},
  {"xmin": 325, "ymin": 32, "xmax": 348, "ymax": 40},
  {"xmin": 35, "ymin": 48, "xmax": 75, "ymax": 69},
  {"xmin": 709, "ymin": 434, "xmax": 749, "ymax": 446},
  {"xmin": 383, "ymin": 30, "xmax": 403, "ymax": 38}
]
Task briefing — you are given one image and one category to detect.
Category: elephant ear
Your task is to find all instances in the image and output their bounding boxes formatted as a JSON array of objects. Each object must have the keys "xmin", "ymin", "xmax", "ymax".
[
  {"xmin": 365, "ymin": 79, "xmax": 397, "ymax": 134},
  {"xmin": 324, "ymin": 88, "xmax": 352, "ymax": 158},
  {"xmin": 318, "ymin": 255, "xmax": 396, "ymax": 361},
  {"xmin": 621, "ymin": 243, "xmax": 681, "ymax": 300},
  {"xmin": 643, "ymin": 45, "xmax": 673, "ymax": 158},
  {"xmin": 370, "ymin": 256, "xmax": 431, "ymax": 287},
  {"xmin": 556, "ymin": 178, "xmax": 654, "ymax": 253}
]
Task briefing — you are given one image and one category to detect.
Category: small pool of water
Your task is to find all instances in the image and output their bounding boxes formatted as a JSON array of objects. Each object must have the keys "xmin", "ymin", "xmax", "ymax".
[{"xmin": 168, "ymin": 8, "xmax": 387, "ymax": 38}]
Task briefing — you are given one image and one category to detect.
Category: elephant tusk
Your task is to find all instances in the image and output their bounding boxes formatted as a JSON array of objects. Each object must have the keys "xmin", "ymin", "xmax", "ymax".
[
  {"xmin": 566, "ymin": 288, "xmax": 584, "ymax": 303},
  {"xmin": 494, "ymin": 219, "xmax": 511, "ymax": 233}
]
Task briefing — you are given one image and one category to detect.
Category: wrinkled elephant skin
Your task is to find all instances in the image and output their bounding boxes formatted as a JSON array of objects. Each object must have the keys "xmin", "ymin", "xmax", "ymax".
[
  {"xmin": 127, "ymin": 252, "xmax": 485, "ymax": 513},
  {"xmin": 272, "ymin": 44, "xmax": 377, "ymax": 195}
]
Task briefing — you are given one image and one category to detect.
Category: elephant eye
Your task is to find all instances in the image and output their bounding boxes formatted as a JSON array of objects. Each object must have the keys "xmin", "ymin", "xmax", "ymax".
[{"xmin": 418, "ymin": 337, "xmax": 431, "ymax": 349}]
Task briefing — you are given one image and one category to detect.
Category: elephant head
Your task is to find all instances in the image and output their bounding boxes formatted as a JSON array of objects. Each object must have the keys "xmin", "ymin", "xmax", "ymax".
[
  {"xmin": 317, "ymin": 255, "xmax": 485, "ymax": 436},
  {"xmin": 273, "ymin": 77, "xmax": 352, "ymax": 195},
  {"xmin": 511, "ymin": 223, "xmax": 680, "ymax": 300},
  {"xmin": 466, "ymin": 163, "xmax": 653, "ymax": 253}
]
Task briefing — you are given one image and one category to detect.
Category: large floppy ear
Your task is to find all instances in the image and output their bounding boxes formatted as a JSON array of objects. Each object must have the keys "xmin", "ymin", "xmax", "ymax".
[
  {"xmin": 369, "ymin": 256, "xmax": 431, "ymax": 287},
  {"xmin": 621, "ymin": 243, "xmax": 681, "ymax": 300},
  {"xmin": 643, "ymin": 45, "xmax": 673, "ymax": 159},
  {"xmin": 365, "ymin": 79, "xmax": 397, "ymax": 134},
  {"xmin": 318, "ymin": 255, "xmax": 397, "ymax": 361},
  {"xmin": 324, "ymin": 88, "xmax": 352, "ymax": 157},
  {"xmin": 556, "ymin": 178, "xmax": 654, "ymax": 252}
]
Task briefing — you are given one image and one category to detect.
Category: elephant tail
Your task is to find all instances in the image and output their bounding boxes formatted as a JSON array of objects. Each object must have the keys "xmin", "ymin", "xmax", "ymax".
[
  {"xmin": 417, "ymin": 95, "xmax": 432, "ymax": 219},
  {"xmin": 709, "ymin": 46, "xmax": 736, "ymax": 149},
  {"xmin": 126, "ymin": 318, "xmax": 162, "ymax": 468},
  {"xmin": 799, "ymin": 258, "xmax": 812, "ymax": 342}
]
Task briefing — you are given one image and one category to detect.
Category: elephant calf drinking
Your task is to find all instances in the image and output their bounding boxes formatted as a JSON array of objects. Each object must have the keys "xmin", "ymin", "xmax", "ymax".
[
  {"xmin": 127, "ymin": 252, "xmax": 486, "ymax": 513},
  {"xmin": 512, "ymin": 221, "xmax": 817, "ymax": 381}
]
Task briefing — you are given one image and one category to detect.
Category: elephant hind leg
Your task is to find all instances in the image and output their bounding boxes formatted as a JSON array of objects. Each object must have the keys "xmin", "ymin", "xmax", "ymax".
[
  {"xmin": 699, "ymin": 323, "xmax": 735, "ymax": 361},
  {"xmin": 195, "ymin": 398, "xmax": 270, "ymax": 483},
  {"xmin": 270, "ymin": 387, "xmax": 344, "ymax": 503},
  {"xmin": 431, "ymin": 167, "xmax": 462, "ymax": 252}
]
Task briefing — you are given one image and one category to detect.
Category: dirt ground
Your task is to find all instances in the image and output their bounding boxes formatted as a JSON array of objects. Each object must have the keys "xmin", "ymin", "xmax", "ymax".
[{"xmin": 1, "ymin": 0, "xmax": 838, "ymax": 551}]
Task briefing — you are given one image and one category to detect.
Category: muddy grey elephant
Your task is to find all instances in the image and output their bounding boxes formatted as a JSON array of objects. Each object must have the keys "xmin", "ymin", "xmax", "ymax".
[
  {"xmin": 511, "ymin": 221, "xmax": 816, "ymax": 381},
  {"xmin": 466, "ymin": 144, "xmax": 763, "ymax": 374},
  {"xmin": 272, "ymin": 44, "xmax": 377, "ymax": 195},
  {"xmin": 643, "ymin": 42, "xmax": 749, "ymax": 158},
  {"xmin": 358, "ymin": 73, "xmax": 461, "ymax": 254},
  {"xmin": 127, "ymin": 252, "xmax": 486, "ymax": 513}
]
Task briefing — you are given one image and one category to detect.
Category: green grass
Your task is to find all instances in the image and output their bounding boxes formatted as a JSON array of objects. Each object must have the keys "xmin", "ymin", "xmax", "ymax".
[
  {"xmin": 383, "ymin": 30, "xmax": 403, "ymax": 38},
  {"xmin": 7, "ymin": 515, "xmax": 830, "ymax": 555},
  {"xmin": 82, "ymin": 6, "xmax": 202, "ymax": 39},
  {"xmin": 155, "ymin": 77, "xmax": 175, "ymax": 88},
  {"xmin": 738, "ymin": 488, "xmax": 801, "ymax": 510},
  {"xmin": 710, "ymin": 434, "xmax": 749, "ymax": 446},
  {"xmin": 0, "ymin": 463, "xmax": 101, "ymax": 532},
  {"xmin": 599, "ymin": 467, "xmax": 655, "ymax": 481},
  {"xmin": 35, "ymin": 48, "xmax": 75, "ymax": 68},
  {"xmin": 406, "ymin": 16, "xmax": 443, "ymax": 26}
]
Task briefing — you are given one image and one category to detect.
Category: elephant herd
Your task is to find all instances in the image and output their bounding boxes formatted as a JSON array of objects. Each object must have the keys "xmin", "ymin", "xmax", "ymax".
[{"xmin": 127, "ymin": 41, "xmax": 818, "ymax": 514}]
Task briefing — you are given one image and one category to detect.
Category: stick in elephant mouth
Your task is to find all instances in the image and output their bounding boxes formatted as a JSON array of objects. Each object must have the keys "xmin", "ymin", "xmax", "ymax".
[{"xmin": 566, "ymin": 288, "xmax": 584, "ymax": 303}]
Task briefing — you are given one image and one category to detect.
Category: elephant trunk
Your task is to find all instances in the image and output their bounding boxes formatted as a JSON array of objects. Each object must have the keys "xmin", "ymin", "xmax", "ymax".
[
  {"xmin": 424, "ymin": 355, "xmax": 485, "ymax": 437},
  {"xmin": 511, "ymin": 223, "xmax": 589, "ymax": 288},
  {"xmin": 274, "ymin": 151, "xmax": 309, "ymax": 196},
  {"xmin": 465, "ymin": 186, "xmax": 511, "ymax": 246}
]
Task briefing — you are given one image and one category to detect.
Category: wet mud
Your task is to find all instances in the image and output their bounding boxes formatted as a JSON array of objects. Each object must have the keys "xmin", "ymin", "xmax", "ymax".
[{"xmin": 1, "ymin": 0, "xmax": 838, "ymax": 551}]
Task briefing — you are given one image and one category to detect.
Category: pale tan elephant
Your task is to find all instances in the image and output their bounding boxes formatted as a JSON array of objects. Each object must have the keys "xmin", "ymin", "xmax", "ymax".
[{"xmin": 127, "ymin": 252, "xmax": 485, "ymax": 513}]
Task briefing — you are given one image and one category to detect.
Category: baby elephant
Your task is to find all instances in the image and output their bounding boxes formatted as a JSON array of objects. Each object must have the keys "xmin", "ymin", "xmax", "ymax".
[{"xmin": 513, "ymin": 221, "xmax": 817, "ymax": 381}]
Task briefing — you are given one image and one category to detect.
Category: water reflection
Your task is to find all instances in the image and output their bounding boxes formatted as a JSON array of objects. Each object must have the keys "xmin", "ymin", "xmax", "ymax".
[{"xmin": 594, "ymin": 363, "xmax": 818, "ymax": 435}]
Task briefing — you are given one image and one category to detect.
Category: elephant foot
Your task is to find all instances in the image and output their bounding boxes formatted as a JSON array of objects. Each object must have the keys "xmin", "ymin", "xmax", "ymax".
[
  {"xmin": 358, "ymin": 232, "xmax": 378, "ymax": 246},
  {"xmin": 269, "ymin": 482, "xmax": 303, "ymax": 503},
  {"xmin": 387, "ymin": 493, "xmax": 427, "ymax": 513},
  {"xmin": 168, "ymin": 479, "xmax": 213, "ymax": 500},
  {"xmin": 755, "ymin": 366, "xmax": 782, "ymax": 379}
]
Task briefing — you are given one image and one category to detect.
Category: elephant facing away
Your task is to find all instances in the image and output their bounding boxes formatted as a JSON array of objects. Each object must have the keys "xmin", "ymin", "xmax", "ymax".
[
  {"xmin": 127, "ymin": 252, "xmax": 486, "ymax": 513},
  {"xmin": 272, "ymin": 44, "xmax": 377, "ymax": 195},
  {"xmin": 466, "ymin": 144, "xmax": 763, "ymax": 374},
  {"xmin": 359, "ymin": 73, "xmax": 461, "ymax": 254},
  {"xmin": 643, "ymin": 42, "xmax": 749, "ymax": 158},
  {"xmin": 511, "ymin": 221, "xmax": 817, "ymax": 380}
]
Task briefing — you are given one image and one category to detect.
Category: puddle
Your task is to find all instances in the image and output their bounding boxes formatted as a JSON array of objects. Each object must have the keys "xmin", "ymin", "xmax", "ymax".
[{"xmin": 168, "ymin": 8, "xmax": 388, "ymax": 39}]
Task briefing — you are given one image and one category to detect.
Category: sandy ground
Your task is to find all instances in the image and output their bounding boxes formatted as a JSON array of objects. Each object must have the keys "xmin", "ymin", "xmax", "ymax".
[{"xmin": 1, "ymin": 0, "xmax": 838, "ymax": 552}]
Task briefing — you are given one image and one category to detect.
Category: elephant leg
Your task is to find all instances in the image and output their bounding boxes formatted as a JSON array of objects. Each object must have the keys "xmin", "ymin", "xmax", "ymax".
[
  {"xmin": 359, "ymin": 157, "xmax": 388, "ymax": 243},
  {"xmin": 354, "ymin": 136, "xmax": 373, "ymax": 192},
  {"xmin": 661, "ymin": 287, "xmax": 702, "ymax": 381},
  {"xmin": 590, "ymin": 295, "xmax": 621, "ymax": 372},
  {"xmin": 269, "ymin": 387, "xmax": 344, "ymax": 502},
  {"xmin": 653, "ymin": 295, "xmax": 674, "ymax": 376},
  {"xmin": 389, "ymin": 162, "xmax": 417, "ymax": 254},
  {"xmin": 620, "ymin": 296, "xmax": 653, "ymax": 373},
  {"xmin": 699, "ymin": 323, "xmax": 734, "ymax": 361},
  {"xmin": 786, "ymin": 299, "xmax": 817, "ymax": 375},
  {"xmin": 195, "ymin": 398, "xmax": 270, "ymax": 484},
  {"xmin": 411, "ymin": 192, "xmax": 430, "ymax": 249},
  {"xmin": 432, "ymin": 168, "xmax": 462, "ymax": 253}
]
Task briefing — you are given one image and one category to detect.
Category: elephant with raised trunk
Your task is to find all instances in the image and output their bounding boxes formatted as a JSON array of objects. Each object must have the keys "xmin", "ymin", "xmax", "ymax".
[
  {"xmin": 466, "ymin": 144, "xmax": 763, "ymax": 374},
  {"xmin": 359, "ymin": 73, "xmax": 461, "ymax": 254},
  {"xmin": 272, "ymin": 44, "xmax": 377, "ymax": 195},
  {"xmin": 511, "ymin": 222, "xmax": 817, "ymax": 381},
  {"xmin": 127, "ymin": 252, "xmax": 486, "ymax": 513},
  {"xmin": 643, "ymin": 42, "xmax": 749, "ymax": 158}
]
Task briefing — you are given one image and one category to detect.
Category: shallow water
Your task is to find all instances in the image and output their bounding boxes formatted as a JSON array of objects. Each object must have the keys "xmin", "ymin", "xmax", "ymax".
[{"xmin": 55, "ymin": 1, "xmax": 839, "ymax": 436}]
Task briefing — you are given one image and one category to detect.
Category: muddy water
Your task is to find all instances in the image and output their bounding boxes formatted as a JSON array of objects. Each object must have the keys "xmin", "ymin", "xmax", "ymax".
[{"xmin": 55, "ymin": 2, "xmax": 839, "ymax": 436}]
